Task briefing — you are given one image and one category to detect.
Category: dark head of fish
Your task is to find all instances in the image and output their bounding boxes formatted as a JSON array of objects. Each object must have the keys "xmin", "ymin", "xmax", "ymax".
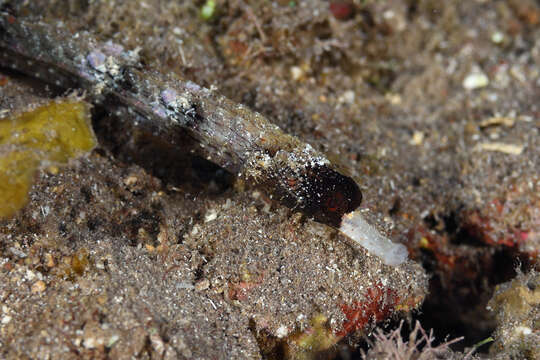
[{"xmin": 277, "ymin": 164, "xmax": 362, "ymax": 228}]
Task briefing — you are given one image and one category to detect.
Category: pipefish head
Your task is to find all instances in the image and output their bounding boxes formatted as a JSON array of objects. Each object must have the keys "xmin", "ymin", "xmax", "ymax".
[{"xmin": 294, "ymin": 164, "xmax": 362, "ymax": 227}]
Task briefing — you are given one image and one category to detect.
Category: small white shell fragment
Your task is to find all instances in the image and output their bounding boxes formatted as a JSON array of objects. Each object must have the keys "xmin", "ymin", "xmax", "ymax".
[
  {"xmin": 463, "ymin": 71, "xmax": 489, "ymax": 90},
  {"xmin": 1, "ymin": 315, "xmax": 12, "ymax": 324},
  {"xmin": 476, "ymin": 142, "xmax": 524, "ymax": 155},
  {"xmin": 338, "ymin": 90, "xmax": 355, "ymax": 104},
  {"xmin": 276, "ymin": 325, "xmax": 289, "ymax": 338},
  {"xmin": 409, "ymin": 131, "xmax": 424, "ymax": 146},
  {"xmin": 340, "ymin": 211, "xmax": 408, "ymax": 266},
  {"xmin": 290, "ymin": 66, "xmax": 303, "ymax": 81},
  {"xmin": 204, "ymin": 209, "xmax": 218, "ymax": 222},
  {"xmin": 491, "ymin": 32, "xmax": 504, "ymax": 44}
]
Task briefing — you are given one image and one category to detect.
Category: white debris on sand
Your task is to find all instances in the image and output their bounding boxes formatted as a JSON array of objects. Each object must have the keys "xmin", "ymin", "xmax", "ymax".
[
  {"xmin": 463, "ymin": 70, "xmax": 489, "ymax": 90},
  {"xmin": 476, "ymin": 142, "xmax": 524, "ymax": 155}
]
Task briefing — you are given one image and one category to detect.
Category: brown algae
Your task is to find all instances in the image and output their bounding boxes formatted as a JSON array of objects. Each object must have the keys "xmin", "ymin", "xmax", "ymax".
[{"xmin": 0, "ymin": 100, "xmax": 96, "ymax": 217}]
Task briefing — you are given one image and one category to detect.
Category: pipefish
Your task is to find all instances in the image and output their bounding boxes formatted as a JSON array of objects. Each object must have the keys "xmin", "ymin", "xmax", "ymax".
[{"xmin": 0, "ymin": 13, "xmax": 408, "ymax": 266}]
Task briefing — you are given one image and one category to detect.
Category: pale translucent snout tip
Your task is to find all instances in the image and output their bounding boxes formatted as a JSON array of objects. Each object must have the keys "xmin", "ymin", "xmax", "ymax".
[{"xmin": 340, "ymin": 211, "xmax": 408, "ymax": 266}]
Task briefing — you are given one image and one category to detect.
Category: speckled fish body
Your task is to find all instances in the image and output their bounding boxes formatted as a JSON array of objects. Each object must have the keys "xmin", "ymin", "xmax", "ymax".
[{"xmin": 0, "ymin": 13, "xmax": 362, "ymax": 228}]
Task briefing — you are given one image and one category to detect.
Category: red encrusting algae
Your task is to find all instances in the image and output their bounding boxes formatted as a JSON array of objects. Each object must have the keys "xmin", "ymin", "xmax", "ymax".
[{"xmin": 337, "ymin": 282, "xmax": 399, "ymax": 337}]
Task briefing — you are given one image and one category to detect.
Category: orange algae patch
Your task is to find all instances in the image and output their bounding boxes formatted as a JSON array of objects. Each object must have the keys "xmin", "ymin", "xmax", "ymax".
[{"xmin": 0, "ymin": 101, "xmax": 96, "ymax": 218}]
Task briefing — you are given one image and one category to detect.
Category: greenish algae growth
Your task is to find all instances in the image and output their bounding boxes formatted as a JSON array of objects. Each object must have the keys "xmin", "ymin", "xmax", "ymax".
[
  {"xmin": 0, "ymin": 101, "xmax": 96, "ymax": 218},
  {"xmin": 200, "ymin": 0, "xmax": 217, "ymax": 20},
  {"xmin": 284, "ymin": 314, "xmax": 339, "ymax": 360}
]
